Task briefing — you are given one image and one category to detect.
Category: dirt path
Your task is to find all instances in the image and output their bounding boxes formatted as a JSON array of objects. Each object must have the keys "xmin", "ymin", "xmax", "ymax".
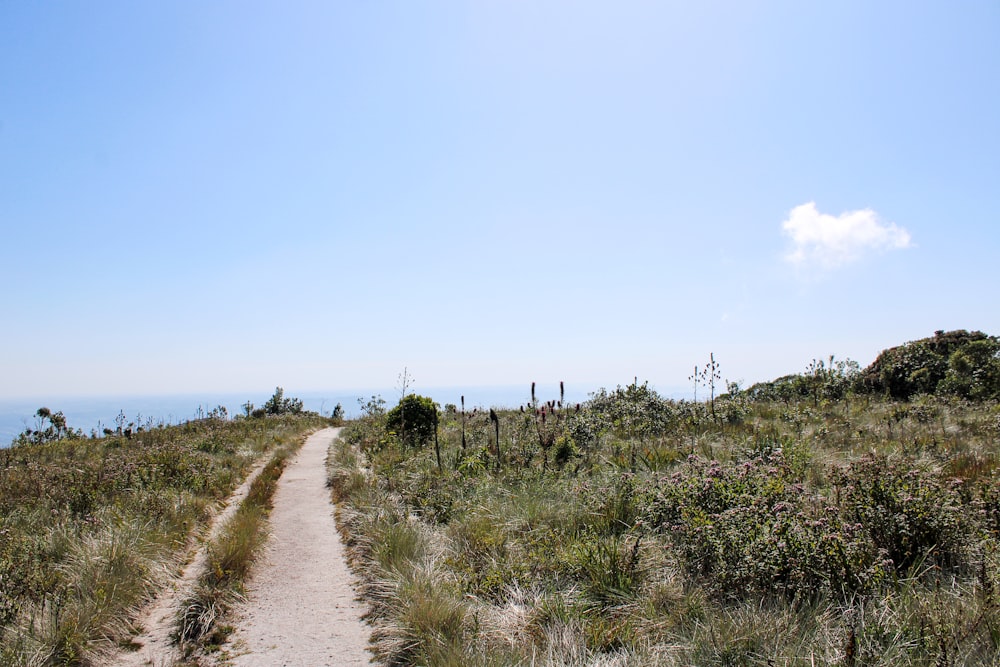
[
  {"xmin": 220, "ymin": 426, "xmax": 370, "ymax": 666},
  {"xmin": 109, "ymin": 456, "xmax": 274, "ymax": 667}
]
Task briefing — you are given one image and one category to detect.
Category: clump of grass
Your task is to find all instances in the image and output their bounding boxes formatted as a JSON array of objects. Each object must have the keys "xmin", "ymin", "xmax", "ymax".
[
  {"xmin": 395, "ymin": 567, "xmax": 467, "ymax": 665},
  {"xmin": 573, "ymin": 535, "xmax": 644, "ymax": 609},
  {"xmin": 326, "ymin": 434, "xmax": 370, "ymax": 505},
  {"xmin": 357, "ymin": 519, "xmax": 469, "ymax": 665}
]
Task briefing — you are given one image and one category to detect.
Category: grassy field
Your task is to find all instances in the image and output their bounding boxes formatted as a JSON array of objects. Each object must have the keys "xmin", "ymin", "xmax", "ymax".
[
  {"xmin": 330, "ymin": 381, "xmax": 1000, "ymax": 666},
  {"xmin": 0, "ymin": 409, "xmax": 328, "ymax": 666}
]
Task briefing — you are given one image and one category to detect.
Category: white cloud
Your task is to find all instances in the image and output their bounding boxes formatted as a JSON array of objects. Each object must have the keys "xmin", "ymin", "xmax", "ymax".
[{"xmin": 781, "ymin": 202, "xmax": 912, "ymax": 269}]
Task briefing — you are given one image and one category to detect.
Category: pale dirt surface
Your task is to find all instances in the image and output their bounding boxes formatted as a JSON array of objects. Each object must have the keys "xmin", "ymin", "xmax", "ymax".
[
  {"xmin": 107, "ymin": 456, "xmax": 273, "ymax": 667},
  {"xmin": 220, "ymin": 427, "xmax": 371, "ymax": 667}
]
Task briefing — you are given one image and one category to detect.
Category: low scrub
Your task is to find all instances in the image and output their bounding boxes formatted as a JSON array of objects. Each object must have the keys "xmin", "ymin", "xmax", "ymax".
[{"xmin": 331, "ymin": 382, "xmax": 1000, "ymax": 665}]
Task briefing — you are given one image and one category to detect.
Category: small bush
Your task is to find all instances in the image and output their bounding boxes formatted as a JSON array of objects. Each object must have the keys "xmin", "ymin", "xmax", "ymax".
[
  {"xmin": 386, "ymin": 394, "xmax": 438, "ymax": 449},
  {"xmin": 939, "ymin": 338, "xmax": 1000, "ymax": 400}
]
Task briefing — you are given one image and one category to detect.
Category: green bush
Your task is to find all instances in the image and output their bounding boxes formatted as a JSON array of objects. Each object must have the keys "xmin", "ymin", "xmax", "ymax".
[
  {"xmin": 587, "ymin": 382, "xmax": 678, "ymax": 437},
  {"xmin": 386, "ymin": 394, "xmax": 438, "ymax": 448},
  {"xmin": 866, "ymin": 341, "xmax": 948, "ymax": 399},
  {"xmin": 939, "ymin": 338, "xmax": 1000, "ymax": 400}
]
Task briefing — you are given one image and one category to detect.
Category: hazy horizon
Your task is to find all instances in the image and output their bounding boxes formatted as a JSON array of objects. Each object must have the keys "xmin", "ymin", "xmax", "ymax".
[{"xmin": 0, "ymin": 380, "xmax": 692, "ymax": 446}]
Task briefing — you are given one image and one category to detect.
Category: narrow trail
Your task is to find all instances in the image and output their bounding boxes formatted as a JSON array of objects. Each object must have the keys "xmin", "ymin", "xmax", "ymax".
[
  {"xmin": 109, "ymin": 456, "xmax": 273, "ymax": 667},
  {"xmin": 221, "ymin": 426, "xmax": 370, "ymax": 666}
]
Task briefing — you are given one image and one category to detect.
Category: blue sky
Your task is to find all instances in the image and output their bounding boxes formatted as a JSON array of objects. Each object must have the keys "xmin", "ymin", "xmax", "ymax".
[{"xmin": 1, "ymin": 1, "xmax": 998, "ymax": 400}]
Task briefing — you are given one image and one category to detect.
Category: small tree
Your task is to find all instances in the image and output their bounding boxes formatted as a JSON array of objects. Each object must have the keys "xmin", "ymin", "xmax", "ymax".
[
  {"xmin": 396, "ymin": 367, "xmax": 413, "ymax": 444},
  {"xmin": 460, "ymin": 395, "xmax": 467, "ymax": 459},
  {"xmin": 358, "ymin": 395, "xmax": 387, "ymax": 418},
  {"xmin": 262, "ymin": 387, "xmax": 304, "ymax": 416},
  {"xmin": 386, "ymin": 394, "xmax": 437, "ymax": 448},
  {"xmin": 804, "ymin": 357, "xmax": 828, "ymax": 407},
  {"xmin": 803, "ymin": 355, "xmax": 860, "ymax": 406}
]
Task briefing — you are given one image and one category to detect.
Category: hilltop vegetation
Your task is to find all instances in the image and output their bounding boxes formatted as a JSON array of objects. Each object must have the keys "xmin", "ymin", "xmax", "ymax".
[
  {"xmin": 859, "ymin": 330, "xmax": 1000, "ymax": 400},
  {"xmin": 330, "ymin": 331, "xmax": 1000, "ymax": 666},
  {"xmin": 0, "ymin": 389, "xmax": 328, "ymax": 666},
  {"xmin": 745, "ymin": 329, "xmax": 1000, "ymax": 404}
]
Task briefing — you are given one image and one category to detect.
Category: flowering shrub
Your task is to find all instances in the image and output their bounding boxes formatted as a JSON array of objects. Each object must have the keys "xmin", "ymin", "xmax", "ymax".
[
  {"xmin": 646, "ymin": 453, "xmax": 888, "ymax": 599},
  {"xmin": 834, "ymin": 454, "xmax": 971, "ymax": 573}
]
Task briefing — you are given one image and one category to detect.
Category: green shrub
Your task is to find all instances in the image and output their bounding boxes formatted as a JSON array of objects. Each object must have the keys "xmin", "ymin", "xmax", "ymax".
[
  {"xmin": 386, "ymin": 394, "xmax": 438, "ymax": 448},
  {"xmin": 587, "ymin": 382, "xmax": 678, "ymax": 437},
  {"xmin": 939, "ymin": 338, "xmax": 1000, "ymax": 400}
]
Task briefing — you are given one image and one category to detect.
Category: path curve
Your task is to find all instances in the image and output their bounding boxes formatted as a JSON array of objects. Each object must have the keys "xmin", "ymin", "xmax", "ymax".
[{"xmin": 222, "ymin": 426, "xmax": 370, "ymax": 666}]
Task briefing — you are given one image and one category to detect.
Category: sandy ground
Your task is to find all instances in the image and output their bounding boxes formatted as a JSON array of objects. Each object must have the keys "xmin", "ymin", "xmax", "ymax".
[
  {"xmin": 221, "ymin": 426, "xmax": 371, "ymax": 666},
  {"xmin": 108, "ymin": 455, "xmax": 273, "ymax": 667}
]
